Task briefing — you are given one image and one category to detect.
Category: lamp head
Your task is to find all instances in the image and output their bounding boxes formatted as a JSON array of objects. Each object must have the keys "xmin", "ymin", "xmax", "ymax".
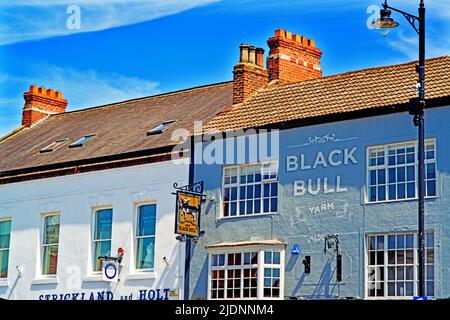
[{"xmin": 371, "ymin": 8, "xmax": 399, "ymax": 36}]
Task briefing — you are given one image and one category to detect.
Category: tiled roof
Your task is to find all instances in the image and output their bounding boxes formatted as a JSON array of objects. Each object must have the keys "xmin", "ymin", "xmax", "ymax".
[
  {"xmin": 204, "ymin": 56, "xmax": 450, "ymax": 132},
  {"xmin": 0, "ymin": 82, "xmax": 233, "ymax": 174}
]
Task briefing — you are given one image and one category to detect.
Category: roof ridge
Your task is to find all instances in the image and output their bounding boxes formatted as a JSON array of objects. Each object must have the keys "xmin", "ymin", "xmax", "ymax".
[
  {"xmin": 52, "ymin": 81, "xmax": 233, "ymax": 117},
  {"xmin": 270, "ymin": 55, "xmax": 450, "ymax": 90}
]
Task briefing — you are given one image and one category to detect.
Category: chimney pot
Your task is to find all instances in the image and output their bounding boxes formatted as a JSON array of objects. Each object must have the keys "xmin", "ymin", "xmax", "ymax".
[
  {"xmin": 47, "ymin": 89, "xmax": 55, "ymax": 97},
  {"xmin": 256, "ymin": 48, "xmax": 265, "ymax": 67},
  {"xmin": 248, "ymin": 46, "xmax": 256, "ymax": 65},
  {"xmin": 274, "ymin": 29, "xmax": 284, "ymax": 38},
  {"xmin": 239, "ymin": 43, "xmax": 249, "ymax": 63}
]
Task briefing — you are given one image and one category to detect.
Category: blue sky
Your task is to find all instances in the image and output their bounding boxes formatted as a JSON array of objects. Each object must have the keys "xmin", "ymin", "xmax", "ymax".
[{"xmin": 1, "ymin": 0, "xmax": 449, "ymax": 137}]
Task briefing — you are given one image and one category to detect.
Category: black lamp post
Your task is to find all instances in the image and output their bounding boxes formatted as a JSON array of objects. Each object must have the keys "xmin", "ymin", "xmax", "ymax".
[{"xmin": 372, "ymin": 0, "xmax": 426, "ymax": 297}]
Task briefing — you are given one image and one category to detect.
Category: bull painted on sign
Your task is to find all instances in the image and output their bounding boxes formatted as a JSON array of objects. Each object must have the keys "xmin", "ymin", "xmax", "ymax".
[{"xmin": 179, "ymin": 198, "xmax": 198, "ymax": 225}]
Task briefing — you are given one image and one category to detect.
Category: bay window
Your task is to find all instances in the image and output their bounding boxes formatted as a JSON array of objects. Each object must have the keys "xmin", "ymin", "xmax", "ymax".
[
  {"xmin": 209, "ymin": 248, "xmax": 284, "ymax": 300},
  {"xmin": 366, "ymin": 232, "xmax": 434, "ymax": 298}
]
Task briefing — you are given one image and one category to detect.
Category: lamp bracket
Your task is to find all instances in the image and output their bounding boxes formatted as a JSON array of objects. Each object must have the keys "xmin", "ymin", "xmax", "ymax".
[{"xmin": 384, "ymin": 3, "xmax": 420, "ymax": 35}]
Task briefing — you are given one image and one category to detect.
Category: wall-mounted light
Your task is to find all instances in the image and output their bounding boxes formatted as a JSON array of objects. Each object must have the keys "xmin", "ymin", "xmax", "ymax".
[
  {"xmin": 302, "ymin": 256, "xmax": 311, "ymax": 274},
  {"xmin": 16, "ymin": 265, "xmax": 24, "ymax": 278},
  {"xmin": 163, "ymin": 257, "xmax": 170, "ymax": 268}
]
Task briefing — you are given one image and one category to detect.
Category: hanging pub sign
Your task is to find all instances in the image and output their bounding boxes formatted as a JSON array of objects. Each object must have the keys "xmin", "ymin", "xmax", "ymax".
[{"xmin": 173, "ymin": 181, "xmax": 205, "ymax": 238}]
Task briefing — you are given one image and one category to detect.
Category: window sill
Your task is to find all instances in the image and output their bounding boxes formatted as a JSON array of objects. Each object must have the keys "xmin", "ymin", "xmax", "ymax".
[
  {"xmin": 126, "ymin": 272, "xmax": 157, "ymax": 280},
  {"xmin": 219, "ymin": 212, "xmax": 278, "ymax": 220},
  {"xmin": 31, "ymin": 277, "xmax": 59, "ymax": 285},
  {"xmin": 365, "ymin": 195, "xmax": 438, "ymax": 205},
  {"xmin": 0, "ymin": 280, "xmax": 10, "ymax": 287}
]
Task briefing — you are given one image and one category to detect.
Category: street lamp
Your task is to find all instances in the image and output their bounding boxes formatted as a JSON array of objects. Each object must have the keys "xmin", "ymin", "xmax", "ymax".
[{"xmin": 371, "ymin": 0, "xmax": 427, "ymax": 297}]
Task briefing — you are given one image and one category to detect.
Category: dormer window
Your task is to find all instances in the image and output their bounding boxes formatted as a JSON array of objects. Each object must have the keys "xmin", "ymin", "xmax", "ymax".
[
  {"xmin": 147, "ymin": 120, "xmax": 176, "ymax": 136},
  {"xmin": 39, "ymin": 138, "xmax": 69, "ymax": 153},
  {"xmin": 69, "ymin": 134, "xmax": 96, "ymax": 148}
]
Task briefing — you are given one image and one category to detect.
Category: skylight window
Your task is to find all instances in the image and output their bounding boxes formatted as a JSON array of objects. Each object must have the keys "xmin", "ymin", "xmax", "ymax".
[
  {"xmin": 69, "ymin": 134, "xmax": 97, "ymax": 148},
  {"xmin": 147, "ymin": 120, "xmax": 176, "ymax": 136},
  {"xmin": 39, "ymin": 138, "xmax": 69, "ymax": 153}
]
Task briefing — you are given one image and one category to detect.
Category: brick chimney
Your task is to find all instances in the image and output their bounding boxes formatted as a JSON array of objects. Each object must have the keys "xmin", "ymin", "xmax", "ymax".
[
  {"xmin": 233, "ymin": 44, "xmax": 268, "ymax": 104},
  {"xmin": 267, "ymin": 29, "xmax": 322, "ymax": 84},
  {"xmin": 22, "ymin": 85, "xmax": 68, "ymax": 127}
]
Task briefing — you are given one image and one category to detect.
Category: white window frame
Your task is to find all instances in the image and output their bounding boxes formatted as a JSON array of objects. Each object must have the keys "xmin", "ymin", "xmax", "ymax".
[
  {"xmin": 0, "ymin": 217, "xmax": 12, "ymax": 280},
  {"xmin": 364, "ymin": 231, "xmax": 435, "ymax": 300},
  {"xmin": 91, "ymin": 206, "xmax": 113, "ymax": 274},
  {"xmin": 221, "ymin": 161, "xmax": 279, "ymax": 218},
  {"xmin": 133, "ymin": 202, "xmax": 157, "ymax": 273},
  {"xmin": 38, "ymin": 212, "xmax": 60, "ymax": 278},
  {"xmin": 365, "ymin": 139, "xmax": 437, "ymax": 204},
  {"xmin": 207, "ymin": 246, "xmax": 285, "ymax": 300}
]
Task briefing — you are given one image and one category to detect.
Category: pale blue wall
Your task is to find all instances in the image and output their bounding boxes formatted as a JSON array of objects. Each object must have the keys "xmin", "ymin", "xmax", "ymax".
[{"xmin": 190, "ymin": 106, "xmax": 450, "ymax": 299}]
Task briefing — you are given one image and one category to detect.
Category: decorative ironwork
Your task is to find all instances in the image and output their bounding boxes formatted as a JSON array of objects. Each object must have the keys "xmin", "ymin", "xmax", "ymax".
[
  {"xmin": 384, "ymin": 2, "xmax": 420, "ymax": 35},
  {"xmin": 173, "ymin": 181, "xmax": 205, "ymax": 195}
]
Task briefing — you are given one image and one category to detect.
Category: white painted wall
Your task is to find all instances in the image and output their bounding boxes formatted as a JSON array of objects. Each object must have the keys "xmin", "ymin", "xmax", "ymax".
[{"xmin": 0, "ymin": 161, "xmax": 188, "ymax": 300}]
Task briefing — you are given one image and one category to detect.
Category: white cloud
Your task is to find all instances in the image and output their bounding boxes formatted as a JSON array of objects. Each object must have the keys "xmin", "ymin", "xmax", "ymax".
[
  {"xmin": 0, "ymin": 65, "xmax": 161, "ymax": 136},
  {"xmin": 0, "ymin": 0, "xmax": 219, "ymax": 45},
  {"xmin": 24, "ymin": 64, "xmax": 161, "ymax": 108}
]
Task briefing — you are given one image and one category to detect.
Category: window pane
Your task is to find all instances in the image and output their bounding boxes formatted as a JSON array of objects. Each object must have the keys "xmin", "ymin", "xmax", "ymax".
[
  {"xmin": 388, "ymin": 282, "xmax": 395, "ymax": 296},
  {"xmin": 388, "ymin": 235, "xmax": 395, "ymax": 249},
  {"xmin": 377, "ymin": 170, "xmax": 385, "ymax": 184},
  {"xmin": 136, "ymin": 237, "xmax": 155, "ymax": 269},
  {"xmin": 95, "ymin": 209, "xmax": 112, "ymax": 240},
  {"xmin": 426, "ymin": 281, "xmax": 434, "ymax": 296},
  {"xmin": 44, "ymin": 215, "xmax": 60, "ymax": 245},
  {"xmin": 138, "ymin": 205, "xmax": 156, "ymax": 236},
  {"xmin": 94, "ymin": 240, "xmax": 111, "ymax": 271},
  {"xmin": 0, "ymin": 220, "xmax": 12, "ymax": 249},
  {"xmin": 407, "ymin": 166, "xmax": 415, "ymax": 181},
  {"xmin": 425, "ymin": 233, "xmax": 434, "ymax": 248},
  {"xmin": 273, "ymin": 252, "xmax": 281, "ymax": 264},
  {"xmin": 396, "ymin": 235, "xmax": 405, "ymax": 249},
  {"xmin": 378, "ymin": 186, "xmax": 386, "ymax": 201},
  {"xmin": 405, "ymin": 234, "xmax": 414, "ymax": 248},
  {"xmin": 42, "ymin": 245, "xmax": 58, "ymax": 275},
  {"xmin": 407, "ymin": 183, "xmax": 415, "ymax": 198},
  {"xmin": 0, "ymin": 249, "xmax": 9, "ymax": 278},
  {"xmin": 377, "ymin": 236, "xmax": 384, "ymax": 250},
  {"xmin": 368, "ymin": 236, "xmax": 375, "ymax": 251},
  {"xmin": 265, "ymin": 252, "xmax": 272, "ymax": 264},
  {"xmin": 370, "ymin": 170, "xmax": 376, "ymax": 186},
  {"xmin": 426, "ymin": 164, "xmax": 435, "ymax": 179},
  {"xmin": 427, "ymin": 181, "xmax": 436, "ymax": 197},
  {"xmin": 426, "ymin": 265, "xmax": 434, "ymax": 280},
  {"xmin": 271, "ymin": 198, "xmax": 278, "ymax": 212}
]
